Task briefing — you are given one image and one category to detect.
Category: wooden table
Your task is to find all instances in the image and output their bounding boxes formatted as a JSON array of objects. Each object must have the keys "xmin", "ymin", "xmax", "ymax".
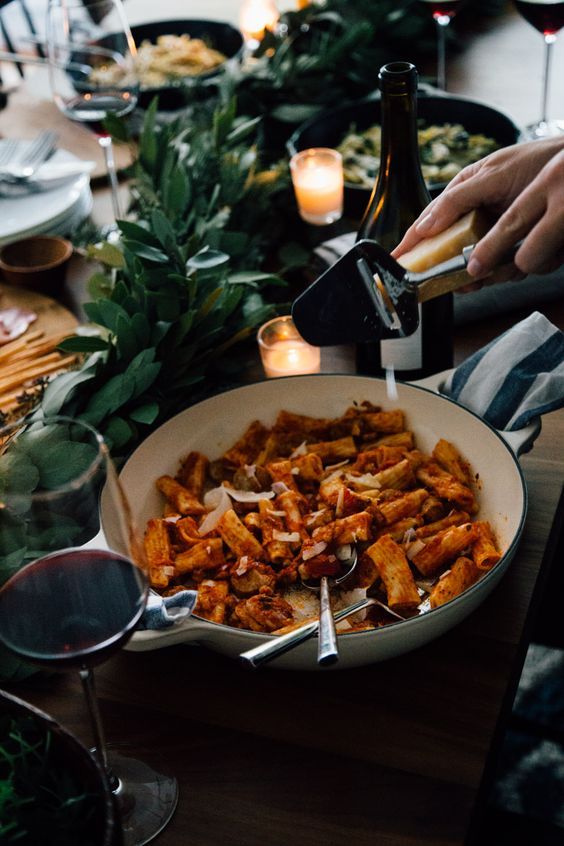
[
  {"xmin": 4, "ymin": 312, "xmax": 564, "ymax": 846},
  {"xmin": 2, "ymin": 9, "xmax": 564, "ymax": 844}
]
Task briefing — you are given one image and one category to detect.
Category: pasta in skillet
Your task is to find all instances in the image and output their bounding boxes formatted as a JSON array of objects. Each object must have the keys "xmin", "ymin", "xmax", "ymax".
[{"xmin": 143, "ymin": 401, "xmax": 502, "ymax": 634}]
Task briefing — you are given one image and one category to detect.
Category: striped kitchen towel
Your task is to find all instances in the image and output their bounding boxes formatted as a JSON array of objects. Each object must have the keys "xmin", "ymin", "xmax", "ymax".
[
  {"xmin": 442, "ymin": 311, "xmax": 564, "ymax": 431},
  {"xmin": 140, "ymin": 589, "xmax": 198, "ymax": 629}
]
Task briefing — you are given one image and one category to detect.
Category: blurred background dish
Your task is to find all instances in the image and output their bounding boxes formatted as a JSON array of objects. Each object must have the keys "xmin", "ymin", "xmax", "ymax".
[
  {"xmin": 288, "ymin": 90, "xmax": 522, "ymax": 220},
  {"xmin": 123, "ymin": 19, "xmax": 243, "ymax": 110}
]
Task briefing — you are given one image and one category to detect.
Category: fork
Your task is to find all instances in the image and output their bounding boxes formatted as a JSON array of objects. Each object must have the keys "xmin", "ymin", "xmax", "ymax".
[
  {"xmin": 0, "ymin": 131, "xmax": 58, "ymax": 181},
  {"xmin": 0, "ymin": 138, "xmax": 19, "ymax": 168}
]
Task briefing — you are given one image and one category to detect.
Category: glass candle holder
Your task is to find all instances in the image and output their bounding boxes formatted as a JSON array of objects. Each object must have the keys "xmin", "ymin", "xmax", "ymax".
[
  {"xmin": 257, "ymin": 315, "xmax": 321, "ymax": 378},
  {"xmin": 290, "ymin": 147, "xmax": 344, "ymax": 225}
]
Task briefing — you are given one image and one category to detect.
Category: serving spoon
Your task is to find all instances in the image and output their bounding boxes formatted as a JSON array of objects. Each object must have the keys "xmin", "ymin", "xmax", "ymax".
[
  {"xmin": 302, "ymin": 546, "xmax": 358, "ymax": 666},
  {"xmin": 240, "ymin": 593, "xmax": 405, "ymax": 670}
]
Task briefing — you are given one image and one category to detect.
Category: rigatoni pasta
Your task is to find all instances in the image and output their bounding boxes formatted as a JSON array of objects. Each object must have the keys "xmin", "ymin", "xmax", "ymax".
[{"xmin": 143, "ymin": 401, "xmax": 502, "ymax": 634}]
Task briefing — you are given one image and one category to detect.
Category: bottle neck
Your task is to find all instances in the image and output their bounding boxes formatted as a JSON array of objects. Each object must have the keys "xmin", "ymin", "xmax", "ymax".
[{"xmin": 377, "ymin": 89, "xmax": 429, "ymax": 196}]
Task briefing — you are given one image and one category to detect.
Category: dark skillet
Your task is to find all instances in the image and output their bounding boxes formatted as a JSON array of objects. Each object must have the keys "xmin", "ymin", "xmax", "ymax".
[{"xmin": 288, "ymin": 91, "xmax": 522, "ymax": 218}]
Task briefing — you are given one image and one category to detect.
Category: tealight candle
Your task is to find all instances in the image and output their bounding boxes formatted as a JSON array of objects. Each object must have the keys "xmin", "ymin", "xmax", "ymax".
[
  {"xmin": 290, "ymin": 147, "xmax": 344, "ymax": 226},
  {"xmin": 257, "ymin": 315, "xmax": 321, "ymax": 378},
  {"xmin": 239, "ymin": 0, "xmax": 280, "ymax": 44}
]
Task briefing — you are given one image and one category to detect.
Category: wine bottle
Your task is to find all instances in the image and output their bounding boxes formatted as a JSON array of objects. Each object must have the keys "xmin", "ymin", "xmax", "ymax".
[{"xmin": 356, "ymin": 61, "xmax": 453, "ymax": 379}]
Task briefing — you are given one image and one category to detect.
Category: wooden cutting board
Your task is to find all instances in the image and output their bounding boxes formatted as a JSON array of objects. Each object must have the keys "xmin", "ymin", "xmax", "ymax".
[{"xmin": 0, "ymin": 282, "xmax": 78, "ymax": 337}]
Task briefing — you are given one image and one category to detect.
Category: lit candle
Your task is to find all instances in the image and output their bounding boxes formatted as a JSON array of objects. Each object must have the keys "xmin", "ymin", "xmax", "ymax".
[
  {"xmin": 239, "ymin": 0, "xmax": 280, "ymax": 44},
  {"xmin": 257, "ymin": 315, "xmax": 321, "ymax": 378},
  {"xmin": 290, "ymin": 147, "xmax": 344, "ymax": 226}
]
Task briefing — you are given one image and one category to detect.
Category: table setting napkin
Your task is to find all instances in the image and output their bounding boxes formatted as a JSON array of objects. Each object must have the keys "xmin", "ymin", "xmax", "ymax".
[
  {"xmin": 140, "ymin": 589, "xmax": 198, "ymax": 630},
  {"xmin": 441, "ymin": 311, "xmax": 564, "ymax": 433}
]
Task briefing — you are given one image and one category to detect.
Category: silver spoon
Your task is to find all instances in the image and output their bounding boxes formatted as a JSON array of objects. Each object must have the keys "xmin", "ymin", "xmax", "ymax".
[
  {"xmin": 302, "ymin": 546, "xmax": 358, "ymax": 666},
  {"xmin": 240, "ymin": 594, "xmax": 405, "ymax": 670}
]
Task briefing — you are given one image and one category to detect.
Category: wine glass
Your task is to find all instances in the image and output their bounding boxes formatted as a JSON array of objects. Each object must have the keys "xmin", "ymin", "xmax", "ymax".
[
  {"xmin": 0, "ymin": 415, "xmax": 177, "ymax": 846},
  {"xmin": 513, "ymin": 0, "xmax": 564, "ymax": 138},
  {"xmin": 46, "ymin": 0, "xmax": 139, "ymax": 221},
  {"xmin": 419, "ymin": 0, "xmax": 465, "ymax": 90}
]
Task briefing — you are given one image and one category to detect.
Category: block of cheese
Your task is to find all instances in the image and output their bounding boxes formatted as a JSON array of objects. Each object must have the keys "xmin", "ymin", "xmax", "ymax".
[{"xmin": 397, "ymin": 209, "xmax": 491, "ymax": 303}]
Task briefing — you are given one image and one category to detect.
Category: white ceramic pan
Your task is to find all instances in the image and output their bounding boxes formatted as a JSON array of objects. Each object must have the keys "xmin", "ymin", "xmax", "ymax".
[{"xmin": 102, "ymin": 373, "xmax": 536, "ymax": 671}]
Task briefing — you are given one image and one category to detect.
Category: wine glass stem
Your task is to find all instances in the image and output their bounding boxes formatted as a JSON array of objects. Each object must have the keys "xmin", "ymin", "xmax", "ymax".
[
  {"xmin": 435, "ymin": 17, "xmax": 450, "ymax": 91},
  {"xmin": 79, "ymin": 666, "xmax": 119, "ymax": 791},
  {"xmin": 98, "ymin": 133, "xmax": 122, "ymax": 221},
  {"xmin": 541, "ymin": 34, "xmax": 556, "ymax": 125}
]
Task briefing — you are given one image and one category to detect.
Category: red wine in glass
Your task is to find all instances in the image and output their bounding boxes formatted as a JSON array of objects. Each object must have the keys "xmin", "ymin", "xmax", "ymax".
[
  {"xmin": 47, "ymin": 0, "xmax": 139, "ymax": 221},
  {"xmin": 513, "ymin": 0, "xmax": 564, "ymax": 137},
  {"xmin": 0, "ymin": 549, "xmax": 147, "ymax": 670},
  {"xmin": 514, "ymin": 0, "xmax": 564, "ymax": 34},
  {"xmin": 62, "ymin": 92, "xmax": 137, "ymax": 137},
  {"xmin": 0, "ymin": 414, "xmax": 177, "ymax": 846},
  {"xmin": 420, "ymin": 0, "xmax": 465, "ymax": 89}
]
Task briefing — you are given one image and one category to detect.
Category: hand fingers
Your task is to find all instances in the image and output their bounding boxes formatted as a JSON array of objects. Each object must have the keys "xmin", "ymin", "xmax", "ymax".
[{"xmin": 466, "ymin": 188, "xmax": 545, "ymax": 278}]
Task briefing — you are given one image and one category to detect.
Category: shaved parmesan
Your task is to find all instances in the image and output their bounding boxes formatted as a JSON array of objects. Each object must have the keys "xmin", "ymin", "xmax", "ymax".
[
  {"xmin": 290, "ymin": 441, "xmax": 308, "ymax": 458},
  {"xmin": 199, "ymin": 487, "xmax": 231, "ymax": 535},
  {"xmin": 302, "ymin": 541, "xmax": 328, "ymax": 560},
  {"xmin": 273, "ymin": 530, "xmax": 301, "ymax": 543},
  {"xmin": 336, "ymin": 544, "xmax": 353, "ymax": 561},
  {"xmin": 346, "ymin": 471, "xmax": 381, "ymax": 490},
  {"xmin": 224, "ymin": 486, "xmax": 274, "ymax": 503},
  {"xmin": 406, "ymin": 539, "xmax": 427, "ymax": 560}
]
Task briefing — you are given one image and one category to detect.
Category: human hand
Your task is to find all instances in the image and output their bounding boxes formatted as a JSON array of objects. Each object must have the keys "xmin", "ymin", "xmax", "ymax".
[{"xmin": 393, "ymin": 137, "xmax": 564, "ymax": 288}]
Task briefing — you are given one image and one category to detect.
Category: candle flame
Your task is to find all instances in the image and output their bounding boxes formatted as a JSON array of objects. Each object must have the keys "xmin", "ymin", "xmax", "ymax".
[{"xmin": 240, "ymin": 0, "xmax": 280, "ymax": 42}]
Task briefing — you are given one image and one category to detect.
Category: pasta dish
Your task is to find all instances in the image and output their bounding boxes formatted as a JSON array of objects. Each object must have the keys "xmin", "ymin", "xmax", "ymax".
[
  {"xmin": 144, "ymin": 401, "xmax": 501, "ymax": 635},
  {"xmin": 89, "ymin": 33, "xmax": 227, "ymax": 89},
  {"xmin": 338, "ymin": 123, "xmax": 500, "ymax": 188}
]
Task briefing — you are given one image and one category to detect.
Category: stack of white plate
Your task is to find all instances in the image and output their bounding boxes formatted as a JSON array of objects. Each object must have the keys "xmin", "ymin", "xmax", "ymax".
[{"xmin": 0, "ymin": 143, "xmax": 93, "ymax": 247}]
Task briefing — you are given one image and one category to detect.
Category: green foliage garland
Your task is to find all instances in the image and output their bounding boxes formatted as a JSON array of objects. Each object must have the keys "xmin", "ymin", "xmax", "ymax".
[{"xmin": 26, "ymin": 0, "xmax": 507, "ymax": 457}]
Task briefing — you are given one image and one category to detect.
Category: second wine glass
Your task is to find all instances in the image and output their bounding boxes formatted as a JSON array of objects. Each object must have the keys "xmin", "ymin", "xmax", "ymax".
[
  {"xmin": 0, "ymin": 415, "xmax": 177, "ymax": 846},
  {"xmin": 514, "ymin": 0, "xmax": 564, "ymax": 138},
  {"xmin": 46, "ymin": 0, "xmax": 139, "ymax": 221},
  {"xmin": 419, "ymin": 0, "xmax": 465, "ymax": 90}
]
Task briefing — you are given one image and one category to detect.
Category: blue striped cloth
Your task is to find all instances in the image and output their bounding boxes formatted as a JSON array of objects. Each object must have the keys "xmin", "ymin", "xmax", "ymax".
[
  {"xmin": 442, "ymin": 312, "xmax": 564, "ymax": 431},
  {"xmin": 140, "ymin": 589, "xmax": 198, "ymax": 630}
]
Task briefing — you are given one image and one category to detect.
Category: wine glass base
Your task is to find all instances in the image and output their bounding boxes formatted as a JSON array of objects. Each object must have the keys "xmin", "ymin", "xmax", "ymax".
[
  {"xmin": 525, "ymin": 119, "xmax": 564, "ymax": 140},
  {"xmin": 106, "ymin": 749, "xmax": 178, "ymax": 846}
]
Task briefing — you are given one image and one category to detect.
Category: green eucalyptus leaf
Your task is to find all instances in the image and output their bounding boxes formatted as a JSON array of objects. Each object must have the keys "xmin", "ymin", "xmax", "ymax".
[
  {"xmin": 119, "ymin": 219, "xmax": 159, "ymax": 245},
  {"xmin": 115, "ymin": 313, "xmax": 140, "ymax": 360},
  {"xmin": 129, "ymin": 402, "xmax": 160, "ymax": 425},
  {"xmin": 37, "ymin": 441, "xmax": 100, "ymax": 490},
  {"xmin": 130, "ymin": 312, "xmax": 151, "ymax": 347},
  {"xmin": 187, "ymin": 249, "xmax": 230, "ymax": 271},
  {"xmin": 87, "ymin": 241, "xmax": 126, "ymax": 268},
  {"xmin": 124, "ymin": 241, "xmax": 169, "ymax": 263},
  {"xmin": 0, "ymin": 452, "xmax": 39, "ymax": 496},
  {"xmin": 103, "ymin": 416, "xmax": 134, "ymax": 451},
  {"xmin": 84, "ymin": 373, "xmax": 136, "ymax": 423},
  {"xmin": 57, "ymin": 336, "xmax": 109, "ymax": 353},
  {"xmin": 87, "ymin": 272, "xmax": 114, "ymax": 300},
  {"xmin": 41, "ymin": 367, "xmax": 98, "ymax": 416}
]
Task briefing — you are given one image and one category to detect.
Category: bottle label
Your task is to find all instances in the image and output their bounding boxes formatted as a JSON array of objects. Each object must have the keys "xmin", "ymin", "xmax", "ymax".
[{"xmin": 380, "ymin": 304, "xmax": 423, "ymax": 371}]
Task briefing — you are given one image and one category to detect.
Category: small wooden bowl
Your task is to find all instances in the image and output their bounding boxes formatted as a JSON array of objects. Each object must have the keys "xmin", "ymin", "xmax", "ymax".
[{"xmin": 0, "ymin": 235, "xmax": 73, "ymax": 295}]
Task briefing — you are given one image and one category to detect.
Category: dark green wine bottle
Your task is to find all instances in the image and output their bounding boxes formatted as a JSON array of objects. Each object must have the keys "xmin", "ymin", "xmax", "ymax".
[{"xmin": 356, "ymin": 61, "xmax": 453, "ymax": 379}]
